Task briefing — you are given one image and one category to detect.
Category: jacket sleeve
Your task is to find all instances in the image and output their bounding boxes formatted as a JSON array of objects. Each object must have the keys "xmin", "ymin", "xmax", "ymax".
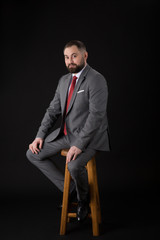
[
  {"xmin": 72, "ymin": 74, "xmax": 108, "ymax": 151},
  {"xmin": 36, "ymin": 79, "xmax": 62, "ymax": 139}
]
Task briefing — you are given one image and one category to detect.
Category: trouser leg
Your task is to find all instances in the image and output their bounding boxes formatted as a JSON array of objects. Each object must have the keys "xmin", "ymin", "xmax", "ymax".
[
  {"xmin": 67, "ymin": 148, "xmax": 96, "ymax": 201},
  {"xmin": 26, "ymin": 135, "xmax": 75, "ymax": 193}
]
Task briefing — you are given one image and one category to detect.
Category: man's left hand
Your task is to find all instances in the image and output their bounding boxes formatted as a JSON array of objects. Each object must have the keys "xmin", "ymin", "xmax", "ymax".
[{"xmin": 66, "ymin": 146, "xmax": 82, "ymax": 164}]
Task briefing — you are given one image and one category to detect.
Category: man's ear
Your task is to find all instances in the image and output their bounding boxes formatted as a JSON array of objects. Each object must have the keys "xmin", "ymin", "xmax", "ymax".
[{"xmin": 84, "ymin": 51, "xmax": 88, "ymax": 61}]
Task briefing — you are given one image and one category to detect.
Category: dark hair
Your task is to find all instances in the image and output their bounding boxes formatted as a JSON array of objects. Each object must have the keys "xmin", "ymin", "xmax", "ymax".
[{"xmin": 64, "ymin": 40, "xmax": 86, "ymax": 52}]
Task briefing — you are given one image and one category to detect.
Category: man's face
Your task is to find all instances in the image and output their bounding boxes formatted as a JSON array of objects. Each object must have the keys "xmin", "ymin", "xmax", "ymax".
[{"xmin": 64, "ymin": 45, "xmax": 88, "ymax": 73}]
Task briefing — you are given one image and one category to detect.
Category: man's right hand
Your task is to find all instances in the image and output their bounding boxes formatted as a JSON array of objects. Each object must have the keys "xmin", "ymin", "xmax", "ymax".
[{"xmin": 29, "ymin": 138, "xmax": 43, "ymax": 154}]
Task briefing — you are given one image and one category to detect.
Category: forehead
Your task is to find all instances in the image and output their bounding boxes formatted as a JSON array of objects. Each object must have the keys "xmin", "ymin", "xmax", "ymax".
[{"xmin": 64, "ymin": 45, "xmax": 80, "ymax": 56}]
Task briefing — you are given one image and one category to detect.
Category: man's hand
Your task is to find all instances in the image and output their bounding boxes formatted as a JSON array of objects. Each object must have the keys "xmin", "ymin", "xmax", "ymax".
[
  {"xmin": 66, "ymin": 146, "xmax": 82, "ymax": 164},
  {"xmin": 29, "ymin": 138, "xmax": 44, "ymax": 154}
]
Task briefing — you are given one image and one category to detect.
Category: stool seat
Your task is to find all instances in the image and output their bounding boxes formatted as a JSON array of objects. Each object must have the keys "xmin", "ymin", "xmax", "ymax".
[{"xmin": 60, "ymin": 149, "xmax": 101, "ymax": 236}]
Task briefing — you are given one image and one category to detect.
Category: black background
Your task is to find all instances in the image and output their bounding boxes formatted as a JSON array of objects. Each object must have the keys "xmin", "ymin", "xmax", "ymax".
[{"xmin": 1, "ymin": 0, "xmax": 159, "ymax": 239}]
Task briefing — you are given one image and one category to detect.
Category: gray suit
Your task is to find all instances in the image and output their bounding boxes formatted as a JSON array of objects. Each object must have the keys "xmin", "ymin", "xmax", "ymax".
[{"xmin": 26, "ymin": 64, "xmax": 110, "ymax": 201}]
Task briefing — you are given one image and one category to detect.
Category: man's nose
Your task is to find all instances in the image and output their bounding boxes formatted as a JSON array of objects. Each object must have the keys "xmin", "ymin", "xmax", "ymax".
[{"xmin": 68, "ymin": 57, "xmax": 74, "ymax": 64}]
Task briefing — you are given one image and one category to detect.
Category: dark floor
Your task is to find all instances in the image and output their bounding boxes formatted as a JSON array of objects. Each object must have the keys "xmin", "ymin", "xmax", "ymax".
[{"xmin": 1, "ymin": 192, "xmax": 160, "ymax": 240}]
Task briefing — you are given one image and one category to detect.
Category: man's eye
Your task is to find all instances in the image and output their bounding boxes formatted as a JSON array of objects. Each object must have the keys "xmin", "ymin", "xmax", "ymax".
[{"xmin": 73, "ymin": 55, "xmax": 77, "ymax": 58}]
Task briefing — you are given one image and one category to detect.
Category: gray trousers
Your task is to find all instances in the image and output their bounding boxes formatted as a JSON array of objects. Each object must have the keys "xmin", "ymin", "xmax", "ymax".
[{"xmin": 26, "ymin": 134, "xmax": 96, "ymax": 201}]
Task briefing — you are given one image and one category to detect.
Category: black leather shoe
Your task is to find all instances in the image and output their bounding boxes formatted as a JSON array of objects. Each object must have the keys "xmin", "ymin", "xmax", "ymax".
[
  {"xmin": 57, "ymin": 188, "xmax": 77, "ymax": 209},
  {"xmin": 77, "ymin": 199, "xmax": 89, "ymax": 222}
]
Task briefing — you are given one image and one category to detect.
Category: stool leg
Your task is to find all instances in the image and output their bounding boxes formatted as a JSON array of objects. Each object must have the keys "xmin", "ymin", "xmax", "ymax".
[
  {"xmin": 93, "ymin": 158, "xmax": 102, "ymax": 224},
  {"xmin": 60, "ymin": 163, "xmax": 71, "ymax": 235},
  {"xmin": 87, "ymin": 158, "xmax": 99, "ymax": 236}
]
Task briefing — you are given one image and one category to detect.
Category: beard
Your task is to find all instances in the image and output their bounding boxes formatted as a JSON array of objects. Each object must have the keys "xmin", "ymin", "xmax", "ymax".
[{"xmin": 67, "ymin": 59, "xmax": 85, "ymax": 73}]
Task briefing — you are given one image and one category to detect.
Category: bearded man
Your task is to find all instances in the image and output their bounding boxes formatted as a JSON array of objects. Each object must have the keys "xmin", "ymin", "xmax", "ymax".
[{"xmin": 26, "ymin": 40, "xmax": 110, "ymax": 222}]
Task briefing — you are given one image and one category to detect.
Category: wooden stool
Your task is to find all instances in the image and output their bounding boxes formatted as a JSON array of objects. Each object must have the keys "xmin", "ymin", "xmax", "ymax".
[{"xmin": 60, "ymin": 149, "xmax": 101, "ymax": 236}]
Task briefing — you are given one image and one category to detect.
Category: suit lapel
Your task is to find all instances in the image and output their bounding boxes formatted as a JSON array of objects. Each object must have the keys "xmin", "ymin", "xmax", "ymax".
[
  {"xmin": 61, "ymin": 73, "xmax": 72, "ymax": 114},
  {"xmin": 66, "ymin": 64, "xmax": 90, "ymax": 115}
]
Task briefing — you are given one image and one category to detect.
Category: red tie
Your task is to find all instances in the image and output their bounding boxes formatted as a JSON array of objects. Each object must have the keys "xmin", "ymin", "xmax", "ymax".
[{"xmin": 64, "ymin": 75, "xmax": 77, "ymax": 135}]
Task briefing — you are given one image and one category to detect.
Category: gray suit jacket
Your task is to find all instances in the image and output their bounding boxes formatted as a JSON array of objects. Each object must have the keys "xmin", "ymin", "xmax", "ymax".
[{"xmin": 36, "ymin": 64, "xmax": 110, "ymax": 151}]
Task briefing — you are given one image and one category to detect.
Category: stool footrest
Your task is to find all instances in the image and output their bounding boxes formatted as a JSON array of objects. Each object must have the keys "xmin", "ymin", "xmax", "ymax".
[
  {"xmin": 68, "ymin": 213, "xmax": 76, "ymax": 218},
  {"xmin": 68, "ymin": 213, "xmax": 91, "ymax": 218}
]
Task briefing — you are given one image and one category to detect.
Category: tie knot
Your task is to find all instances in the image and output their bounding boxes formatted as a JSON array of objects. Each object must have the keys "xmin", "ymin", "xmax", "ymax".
[{"xmin": 72, "ymin": 75, "xmax": 77, "ymax": 82}]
